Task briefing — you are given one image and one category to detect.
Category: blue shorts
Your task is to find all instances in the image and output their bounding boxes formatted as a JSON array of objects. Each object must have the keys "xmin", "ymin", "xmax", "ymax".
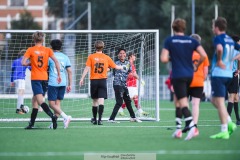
[
  {"xmin": 48, "ymin": 85, "xmax": 66, "ymax": 101},
  {"xmin": 31, "ymin": 80, "xmax": 48, "ymax": 96},
  {"xmin": 211, "ymin": 77, "xmax": 231, "ymax": 97}
]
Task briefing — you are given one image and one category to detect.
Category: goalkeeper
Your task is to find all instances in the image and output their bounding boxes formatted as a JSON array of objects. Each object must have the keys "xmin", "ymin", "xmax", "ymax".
[
  {"xmin": 118, "ymin": 52, "xmax": 149, "ymax": 117},
  {"xmin": 108, "ymin": 49, "xmax": 142, "ymax": 123}
]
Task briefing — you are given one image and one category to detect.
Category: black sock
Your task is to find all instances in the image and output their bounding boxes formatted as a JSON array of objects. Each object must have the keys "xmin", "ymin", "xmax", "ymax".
[
  {"xmin": 30, "ymin": 108, "xmax": 38, "ymax": 126},
  {"xmin": 227, "ymin": 102, "xmax": 233, "ymax": 116},
  {"xmin": 92, "ymin": 106, "xmax": 98, "ymax": 120},
  {"xmin": 182, "ymin": 107, "xmax": 193, "ymax": 127},
  {"xmin": 234, "ymin": 102, "xmax": 240, "ymax": 121},
  {"xmin": 175, "ymin": 107, "xmax": 182, "ymax": 129},
  {"xmin": 41, "ymin": 102, "xmax": 53, "ymax": 118},
  {"xmin": 98, "ymin": 105, "xmax": 104, "ymax": 121}
]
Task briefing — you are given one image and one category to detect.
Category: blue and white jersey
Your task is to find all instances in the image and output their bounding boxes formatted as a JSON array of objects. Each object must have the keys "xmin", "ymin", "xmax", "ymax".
[
  {"xmin": 11, "ymin": 56, "xmax": 31, "ymax": 82},
  {"xmin": 113, "ymin": 60, "xmax": 131, "ymax": 87},
  {"xmin": 164, "ymin": 35, "xmax": 200, "ymax": 79},
  {"xmin": 48, "ymin": 51, "xmax": 71, "ymax": 86},
  {"xmin": 232, "ymin": 49, "xmax": 240, "ymax": 72},
  {"xmin": 211, "ymin": 34, "xmax": 240, "ymax": 78}
]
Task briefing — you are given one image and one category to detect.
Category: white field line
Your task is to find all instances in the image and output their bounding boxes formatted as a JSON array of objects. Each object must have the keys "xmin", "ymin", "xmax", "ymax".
[
  {"xmin": 0, "ymin": 150, "xmax": 239, "ymax": 157},
  {"xmin": 0, "ymin": 124, "xmax": 221, "ymax": 129}
]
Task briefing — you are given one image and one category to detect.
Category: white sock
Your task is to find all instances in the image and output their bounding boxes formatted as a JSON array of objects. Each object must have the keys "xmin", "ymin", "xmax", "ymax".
[
  {"xmin": 138, "ymin": 108, "xmax": 143, "ymax": 113},
  {"xmin": 118, "ymin": 107, "xmax": 124, "ymax": 113},
  {"xmin": 227, "ymin": 116, "xmax": 232, "ymax": 123},
  {"xmin": 221, "ymin": 124, "xmax": 228, "ymax": 132},
  {"xmin": 60, "ymin": 112, "xmax": 68, "ymax": 119},
  {"xmin": 17, "ymin": 95, "xmax": 24, "ymax": 109}
]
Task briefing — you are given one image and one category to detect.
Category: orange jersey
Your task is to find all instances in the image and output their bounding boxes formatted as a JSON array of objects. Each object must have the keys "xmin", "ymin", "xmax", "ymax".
[
  {"xmin": 86, "ymin": 53, "xmax": 116, "ymax": 79},
  {"xmin": 24, "ymin": 46, "xmax": 54, "ymax": 80},
  {"xmin": 190, "ymin": 51, "xmax": 209, "ymax": 87}
]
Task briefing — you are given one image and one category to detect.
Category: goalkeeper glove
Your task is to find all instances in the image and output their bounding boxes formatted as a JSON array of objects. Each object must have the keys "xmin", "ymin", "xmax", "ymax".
[{"xmin": 141, "ymin": 80, "xmax": 145, "ymax": 86}]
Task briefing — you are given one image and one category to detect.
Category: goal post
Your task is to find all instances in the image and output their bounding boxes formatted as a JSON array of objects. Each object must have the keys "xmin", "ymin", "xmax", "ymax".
[{"xmin": 0, "ymin": 30, "xmax": 160, "ymax": 122}]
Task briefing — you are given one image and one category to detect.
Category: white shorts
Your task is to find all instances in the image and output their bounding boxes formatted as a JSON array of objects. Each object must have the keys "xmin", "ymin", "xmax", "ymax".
[
  {"xmin": 128, "ymin": 87, "xmax": 138, "ymax": 98},
  {"xmin": 14, "ymin": 79, "xmax": 26, "ymax": 91}
]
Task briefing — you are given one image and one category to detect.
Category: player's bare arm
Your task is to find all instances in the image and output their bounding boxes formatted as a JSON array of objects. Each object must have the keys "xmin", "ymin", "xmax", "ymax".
[
  {"xmin": 160, "ymin": 48, "xmax": 170, "ymax": 63},
  {"xmin": 80, "ymin": 66, "xmax": 90, "ymax": 86},
  {"xmin": 195, "ymin": 45, "xmax": 207, "ymax": 71},
  {"xmin": 50, "ymin": 55, "xmax": 62, "ymax": 83},
  {"xmin": 21, "ymin": 56, "xmax": 31, "ymax": 66},
  {"xmin": 215, "ymin": 44, "xmax": 225, "ymax": 69}
]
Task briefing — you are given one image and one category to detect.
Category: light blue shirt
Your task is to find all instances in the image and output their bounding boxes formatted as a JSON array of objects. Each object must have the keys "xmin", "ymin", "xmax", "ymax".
[
  {"xmin": 48, "ymin": 51, "xmax": 71, "ymax": 86},
  {"xmin": 211, "ymin": 34, "xmax": 235, "ymax": 78},
  {"xmin": 232, "ymin": 49, "xmax": 240, "ymax": 71}
]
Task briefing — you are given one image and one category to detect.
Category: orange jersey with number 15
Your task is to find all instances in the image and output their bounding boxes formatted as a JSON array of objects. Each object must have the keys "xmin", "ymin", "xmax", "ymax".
[
  {"xmin": 86, "ymin": 53, "xmax": 116, "ymax": 79},
  {"xmin": 24, "ymin": 46, "xmax": 54, "ymax": 80}
]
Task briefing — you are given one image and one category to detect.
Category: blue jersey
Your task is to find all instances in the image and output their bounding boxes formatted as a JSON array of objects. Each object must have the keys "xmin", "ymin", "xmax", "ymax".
[
  {"xmin": 164, "ymin": 35, "xmax": 200, "ymax": 78},
  {"xmin": 11, "ymin": 56, "xmax": 31, "ymax": 82},
  {"xmin": 48, "ymin": 51, "xmax": 71, "ymax": 86},
  {"xmin": 211, "ymin": 34, "xmax": 240, "ymax": 77}
]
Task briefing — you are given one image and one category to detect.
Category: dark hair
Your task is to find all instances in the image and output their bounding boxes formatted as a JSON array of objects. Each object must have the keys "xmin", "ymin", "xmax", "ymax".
[
  {"xmin": 50, "ymin": 39, "xmax": 62, "ymax": 50},
  {"xmin": 232, "ymin": 35, "xmax": 240, "ymax": 42},
  {"xmin": 117, "ymin": 48, "xmax": 126, "ymax": 54},
  {"xmin": 190, "ymin": 34, "xmax": 201, "ymax": 43},
  {"xmin": 172, "ymin": 18, "xmax": 186, "ymax": 33},
  {"xmin": 213, "ymin": 17, "xmax": 227, "ymax": 31},
  {"xmin": 128, "ymin": 52, "xmax": 136, "ymax": 59},
  {"xmin": 18, "ymin": 49, "xmax": 26, "ymax": 57}
]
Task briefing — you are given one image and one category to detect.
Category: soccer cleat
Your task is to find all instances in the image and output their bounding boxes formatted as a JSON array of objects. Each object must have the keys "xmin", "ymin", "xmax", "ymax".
[
  {"xmin": 16, "ymin": 109, "xmax": 25, "ymax": 114},
  {"xmin": 141, "ymin": 111, "xmax": 149, "ymax": 116},
  {"xmin": 228, "ymin": 122, "xmax": 237, "ymax": 135},
  {"xmin": 48, "ymin": 123, "xmax": 53, "ymax": 129},
  {"xmin": 130, "ymin": 118, "xmax": 142, "ymax": 123},
  {"xmin": 52, "ymin": 115, "xmax": 58, "ymax": 130},
  {"xmin": 25, "ymin": 122, "xmax": 34, "ymax": 129},
  {"xmin": 20, "ymin": 105, "xmax": 27, "ymax": 113},
  {"xmin": 185, "ymin": 127, "xmax": 199, "ymax": 140},
  {"xmin": 172, "ymin": 129, "xmax": 182, "ymax": 139},
  {"xmin": 118, "ymin": 111, "xmax": 125, "ymax": 116},
  {"xmin": 91, "ymin": 118, "xmax": 97, "ymax": 125},
  {"xmin": 236, "ymin": 120, "xmax": 240, "ymax": 126},
  {"xmin": 98, "ymin": 120, "xmax": 103, "ymax": 125},
  {"xmin": 210, "ymin": 131, "xmax": 229, "ymax": 139},
  {"xmin": 108, "ymin": 120, "xmax": 120, "ymax": 123},
  {"xmin": 63, "ymin": 116, "xmax": 72, "ymax": 129}
]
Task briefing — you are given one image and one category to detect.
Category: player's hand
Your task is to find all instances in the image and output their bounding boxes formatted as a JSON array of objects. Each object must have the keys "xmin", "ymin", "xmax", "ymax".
[
  {"xmin": 79, "ymin": 79, "xmax": 84, "ymax": 86},
  {"xmin": 57, "ymin": 76, "xmax": 62, "ymax": 84},
  {"xmin": 217, "ymin": 60, "xmax": 226, "ymax": 69},
  {"xmin": 66, "ymin": 86, "xmax": 71, "ymax": 93}
]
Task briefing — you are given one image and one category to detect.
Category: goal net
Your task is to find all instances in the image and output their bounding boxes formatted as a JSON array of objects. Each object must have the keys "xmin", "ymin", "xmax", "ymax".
[{"xmin": 0, "ymin": 30, "xmax": 159, "ymax": 122}]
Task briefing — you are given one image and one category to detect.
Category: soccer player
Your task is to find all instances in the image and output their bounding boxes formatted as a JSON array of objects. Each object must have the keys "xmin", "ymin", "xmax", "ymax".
[
  {"xmin": 227, "ymin": 35, "xmax": 240, "ymax": 126},
  {"xmin": 48, "ymin": 39, "xmax": 72, "ymax": 129},
  {"xmin": 210, "ymin": 17, "xmax": 239, "ymax": 139},
  {"xmin": 79, "ymin": 40, "xmax": 124, "ymax": 125},
  {"xmin": 109, "ymin": 49, "xmax": 142, "ymax": 123},
  {"xmin": 11, "ymin": 49, "xmax": 31, "ymax": 114},
  {"xmin": 118, "ymin": 52, "xmax": 149, "ymax": 117},
  {"xmin": 21, "ymin": 31, "xmax": 61, "ymax": 130},
  {"xmin": 183, "ymin": 34, "xmax": 209, "ymax": 134},
  {"xmin": 160, "ymin": 18, "xmax": 207, "ymax": 140}
]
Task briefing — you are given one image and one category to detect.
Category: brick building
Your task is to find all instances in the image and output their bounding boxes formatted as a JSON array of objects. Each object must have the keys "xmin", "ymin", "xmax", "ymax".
[{"xmin": 0, "ymin": 0, "xmax": 57, "ymax": 30}]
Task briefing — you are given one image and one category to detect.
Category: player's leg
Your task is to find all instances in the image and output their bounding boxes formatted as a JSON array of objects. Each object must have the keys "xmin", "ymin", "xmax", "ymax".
[
  {"xmin": 97, "ymin": 79, "xmax": 108, "ymax": 125},
  {"xmin": 15, "ymin": 79, "xmax": 25, "ymax": 114},
  {"xmin": 233, "ymin": 93, "xmax": 240, "ymax": 125},
  {"xmin": 109, "ymin": 85, "xmax": 123, "ymax": 121},
  {"xmin": 210, "ymin": 77, "xmax": 235, "ymax": 139},
  {"xmin": 90, "ymin": 80, "xmax": 99, "ymax": 125},
  {"xmin": 25, "ymin": 95, "xmax": 39, "ymax": 129},
  {"xmin": 124, "ymin": 88, "xmax": 141, "ymax": 122},
  {"xmin": 172, "ymin": 95, "xmax": 183, "ymax": 138}
]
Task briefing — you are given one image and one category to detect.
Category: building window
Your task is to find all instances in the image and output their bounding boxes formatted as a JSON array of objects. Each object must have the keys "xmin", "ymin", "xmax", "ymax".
[{"xmin": 10, "ymin": 0, "xmax": 25, "ymax": 6}]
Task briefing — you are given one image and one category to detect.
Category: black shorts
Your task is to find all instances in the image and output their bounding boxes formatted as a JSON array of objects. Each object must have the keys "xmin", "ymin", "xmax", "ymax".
[
  {"xmin": 188, "ymin": 87, "xmax": 203, "ymax": 98},
  {"xmin": 90, "ymin": 79, "xmax": 107, "ymax": 99},
  {"xmin": 228, "ymin": 73, "xmax": 239, "ymax": 94},
  {"xmin": 171, "ymin": 77, "xmax": 192, "ymax": 100}
]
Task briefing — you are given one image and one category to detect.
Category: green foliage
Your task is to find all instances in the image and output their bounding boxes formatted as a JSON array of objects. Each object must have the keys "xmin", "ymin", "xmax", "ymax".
[{"xmin": 11, "ymin": 11, "xmax": 41, "ymax": 30}]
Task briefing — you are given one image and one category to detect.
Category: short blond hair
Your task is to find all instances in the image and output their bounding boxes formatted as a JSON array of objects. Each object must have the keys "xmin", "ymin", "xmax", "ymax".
[
  {"xmin": 94, "ymin": 40, "xmax": 104, "ymax": 51},
  {"xmin": 190, "ymin": 34, "xmax": 201, "ymax": 43},
  {"xmin": 33, "ymin": 31, "xmax": 44, "ymax": 43}
]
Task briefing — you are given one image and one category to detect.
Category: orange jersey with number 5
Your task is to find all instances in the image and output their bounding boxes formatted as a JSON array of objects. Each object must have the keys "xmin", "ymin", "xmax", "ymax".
[
  {"xmin": 86, "ymin": 53, "xmax": 116, "ymax": 79},
  {"xmin": 24, "ymin": 46, "xmax": 54, "ymax": 80}
]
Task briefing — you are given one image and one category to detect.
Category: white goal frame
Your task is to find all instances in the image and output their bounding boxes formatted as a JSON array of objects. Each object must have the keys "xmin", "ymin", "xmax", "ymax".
[{"xmin": 0, "ymin": 30, "xmax": 160, "ymax": 122}]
